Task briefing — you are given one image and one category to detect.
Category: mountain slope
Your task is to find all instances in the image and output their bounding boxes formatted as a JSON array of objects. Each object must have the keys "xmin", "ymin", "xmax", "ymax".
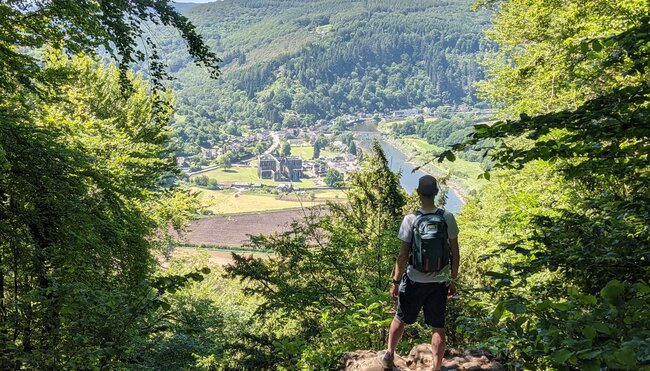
[{"xmin": 155, "ymin": 0, "xmax": 491, "ymax": 153}]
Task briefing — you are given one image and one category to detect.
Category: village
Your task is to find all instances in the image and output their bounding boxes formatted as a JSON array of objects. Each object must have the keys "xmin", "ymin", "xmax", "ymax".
[{"xmin": 177, "ymin": 104, "xmax": 488, "ymax": 194}]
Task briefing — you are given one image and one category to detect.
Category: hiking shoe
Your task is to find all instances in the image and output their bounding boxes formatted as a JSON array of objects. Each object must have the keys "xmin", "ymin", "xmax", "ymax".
[{"xmin": 377, "ymin": 350, "xmax": 395, "ymax": 369}]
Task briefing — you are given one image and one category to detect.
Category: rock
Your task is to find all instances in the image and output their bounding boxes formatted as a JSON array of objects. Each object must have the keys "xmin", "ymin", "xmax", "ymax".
[
  {"xmin": 462, "ymin": 361, "xmax": 483, "ymax": 370},
  {"xmin": 464, "ymin": 349, "xmax": 493, "ymax": 359},
  {"xmin": 339, "ymin": 345, "xmax": 504, "ymax": 371},
  {"xmin": 445, "ymin": 348, "xmax": 465, "ymax": 358},
  {"xmin": 407, "ymin": 344, "xmax": 433, "ymax": 368},
  {"xmin": 338, "ymin": 350, "xmax": 409, "ymax": 371}
]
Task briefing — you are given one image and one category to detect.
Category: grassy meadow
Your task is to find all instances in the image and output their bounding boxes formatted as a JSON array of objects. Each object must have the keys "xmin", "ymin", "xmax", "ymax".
[
  {"xmin": 190, "ymin": 188, "xmax": 328, "ymax": 214},
  {"xmin": 290, "ymin": 145, "xmax": 338, "ymax": 159}
]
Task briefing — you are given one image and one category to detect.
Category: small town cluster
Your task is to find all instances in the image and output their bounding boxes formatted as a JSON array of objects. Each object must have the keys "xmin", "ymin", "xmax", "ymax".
[{"xmin": 178, "ymin": 105, "xmax": 477, "ymax": 190}]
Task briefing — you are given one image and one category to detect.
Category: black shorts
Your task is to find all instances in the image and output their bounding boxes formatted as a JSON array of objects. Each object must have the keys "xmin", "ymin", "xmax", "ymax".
[{"xmin": 395, "ymin": 274, "xmax": 448, "ymax": 328}]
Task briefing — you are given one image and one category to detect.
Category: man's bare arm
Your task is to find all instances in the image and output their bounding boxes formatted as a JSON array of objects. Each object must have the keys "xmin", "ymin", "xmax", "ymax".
[
  {"xmin": 392, "ymin": 241, "xmax": 411, "ymax": 281},
  {"xmin": 390, "ymin": 241, "xmax": 411, "ymax": 299},
  {"xmin": 449, "ymin": 238, "xmax": 459, "ymax": 280}
]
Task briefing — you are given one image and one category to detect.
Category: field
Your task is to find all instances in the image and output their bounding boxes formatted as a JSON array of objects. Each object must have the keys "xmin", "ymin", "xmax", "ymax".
[
  {"xmin": 311, "ymin": 189, "xmax": 346, "ymax": 199},
  {"xmin": 176, "ymin": 209, "xmax": 326, "ymax": 246},
  {"xmin": 402, "ymin": 137, "xmax": 444, "ymax": 154},
  {"xmin": 192, "ymin": 188, "xmax": 327, "ymax": 214},
  {"xmin": 167, "ymin": 247, "xmax": 271, "ymax": 267},
  {"xmin": 290, "ymin": 145, "xmax": 337, "ymax": 159}
]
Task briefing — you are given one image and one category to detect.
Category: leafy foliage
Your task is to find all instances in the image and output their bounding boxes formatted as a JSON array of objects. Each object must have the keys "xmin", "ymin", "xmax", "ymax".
[
  {"xmin": 447, "ymin": 1, "xmax": 650, "ymax": 369},
  {"xmin": 0, "ymin": 0, "xmax": 219, "ymax": 94},
  {"xmin": 0, "ymin": 54, "xmax": 202, "ymax": 367},
  {"xmin": 324, "ymin": 168, "xmax": 344, "ymax": 187}
]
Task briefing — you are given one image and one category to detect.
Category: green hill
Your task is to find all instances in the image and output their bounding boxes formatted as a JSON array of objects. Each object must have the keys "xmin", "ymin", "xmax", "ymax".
[{"xmin": 155, "ymin": 0, "xmax": 491, "ymax": 153}]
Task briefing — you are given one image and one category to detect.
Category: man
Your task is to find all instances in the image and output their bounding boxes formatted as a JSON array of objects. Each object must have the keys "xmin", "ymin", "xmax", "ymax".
[{"xmin": 378, "ymin": 175, "xmax": 460, "ymax": 370}]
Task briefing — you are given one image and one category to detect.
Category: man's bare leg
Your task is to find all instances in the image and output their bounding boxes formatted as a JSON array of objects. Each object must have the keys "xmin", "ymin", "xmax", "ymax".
[
  {"xmin": 431, "ymin": 328, "xmax": 446, "ymax": 370},
  {"xmin": 387, "ymin": 317, "xmax": 405, "ymax": 355}
]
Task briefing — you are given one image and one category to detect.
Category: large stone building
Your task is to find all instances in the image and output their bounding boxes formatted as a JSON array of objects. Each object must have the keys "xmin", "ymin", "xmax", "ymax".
[
  {"xmin": 258, "ymin": 155, "xmax": 303, "ymax": 182},
  {"xmin": 258, "ymin": 155, "xmax": 278, "ymax": 179}
]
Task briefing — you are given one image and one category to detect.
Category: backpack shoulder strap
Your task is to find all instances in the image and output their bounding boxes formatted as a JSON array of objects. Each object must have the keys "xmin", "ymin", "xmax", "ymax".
[
  {"xmin": 434, "ymin": 208, "xmax": 445, "ymax": 217},
  {"xmin": 410, "ymin": 210, "xmax": 425, "ymax": 244}
]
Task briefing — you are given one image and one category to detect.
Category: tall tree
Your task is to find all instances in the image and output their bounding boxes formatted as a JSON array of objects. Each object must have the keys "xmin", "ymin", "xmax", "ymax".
[
  {"xmin": 0, "ymin": 0, "xmax": 220, "ymax": 94},
  {"xmin": 0, "ymin": 54, "xmax": 201, "ymax": 367},
  {"xmin": 0, "ymin": 1, "xmax": 218, "ymax": 368}
]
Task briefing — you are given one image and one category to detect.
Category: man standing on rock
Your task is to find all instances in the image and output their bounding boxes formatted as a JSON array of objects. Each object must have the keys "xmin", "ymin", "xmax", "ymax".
[{"xmin": 379, "ymin": 175, "xmax": 460, "ymax": 370}]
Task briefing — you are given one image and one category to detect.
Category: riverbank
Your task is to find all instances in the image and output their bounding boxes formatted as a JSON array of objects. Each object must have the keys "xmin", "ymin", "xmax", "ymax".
[
  {"xmin": 355, "ymin": 131, "xmax": 466, "ymax": 212},
  {"xmin": 382, "ymin": 136, "xmax": 468, "ymax": 205}
]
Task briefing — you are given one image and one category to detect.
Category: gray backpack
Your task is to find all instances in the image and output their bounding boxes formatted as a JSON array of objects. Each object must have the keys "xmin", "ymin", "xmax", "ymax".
[{"xmin": 410, "ymin": 209, "xmax": 450, "ymax": 273}]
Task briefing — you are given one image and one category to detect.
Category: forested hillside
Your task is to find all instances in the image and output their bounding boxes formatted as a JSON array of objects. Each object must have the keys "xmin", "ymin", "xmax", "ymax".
[{"xmin": 154, "ymin": 0, "xmax": 491, "ymax": 153}]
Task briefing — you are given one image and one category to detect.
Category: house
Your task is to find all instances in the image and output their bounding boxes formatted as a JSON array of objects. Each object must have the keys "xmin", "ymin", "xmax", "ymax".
[
  {"xmin": 201, "ymin": 148, "xmax": 219, "ymax": 159},
  {"xmin": 392, "ymin": 108, "xmax": 419, "ymax": 118},
  {"xmin": 332, "ymin": 140, "xmax": 346, "ymax": 150},
  {"xmin": 312, "ymin": 163, "xmax": 327, "ymax": 177}
]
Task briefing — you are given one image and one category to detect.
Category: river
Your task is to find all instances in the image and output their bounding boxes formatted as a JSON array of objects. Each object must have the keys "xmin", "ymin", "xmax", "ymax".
[{"xmin": 356, "ymin": 131, "xmax": 464, "ymax": 213}]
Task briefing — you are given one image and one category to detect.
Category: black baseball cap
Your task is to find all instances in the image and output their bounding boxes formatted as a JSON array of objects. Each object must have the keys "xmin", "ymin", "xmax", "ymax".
[{"xmin": 417, "ymin": 175, "xmax": 438, "ymax": 197}]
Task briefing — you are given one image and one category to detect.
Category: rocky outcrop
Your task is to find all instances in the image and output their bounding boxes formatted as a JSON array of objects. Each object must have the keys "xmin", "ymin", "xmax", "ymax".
[{"xmin": 339, "ymin": 344, "xmax": 503, "ymax": 371}]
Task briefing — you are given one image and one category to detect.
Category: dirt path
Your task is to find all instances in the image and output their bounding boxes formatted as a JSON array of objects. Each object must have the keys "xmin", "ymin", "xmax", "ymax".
[{"xmin": 177, "ymin": 208, "xmax": 326, "ymax": 246}]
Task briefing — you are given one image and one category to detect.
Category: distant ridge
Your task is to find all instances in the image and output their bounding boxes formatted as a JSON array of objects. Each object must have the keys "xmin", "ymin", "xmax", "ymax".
[{"xmin": 172, "ymin": 2, "xmax": 201, "ymax": 13}]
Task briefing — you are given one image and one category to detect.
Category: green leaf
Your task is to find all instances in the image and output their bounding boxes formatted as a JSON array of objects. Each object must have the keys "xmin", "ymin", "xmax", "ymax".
[
  {"xmin": 485, "ymin": 271, "xmax": 512, "ymax": 280},
  {"xmin": 580, "ymin": 294, "xmax": 597, "ymax": 306},
  {"xmin": 491, "ymin": 301, "xmax": 505, "ymax": 324},
  {"xmin": 577, "ymin": 349, "xmax": 602, "ymax": 360},
  {"xmin": 591, "ymin": 40, "xmax": 603, "ymax": 52},
  {"xmin": 160, "ymin": 301, "xmax": 172, "ymax": 311},
  {"xmin": 550, "ymin": 302, "xmax": 571, "ymax": 311},
  {"xmin": 636, "ymin": 282, "xmax": 650, "ymax": 296},
  {"xmin": 600, "ymin": 279, "xmax": 624, "ymax": 304},
  {"xmin": 606, "ymin": 347, "xmax": 638, "ymax": 369},
  {"xmin": 582, "ymin": 326, "xmax": 597, "ymax": 339},
  {"xmin": 505, "ymin": 299, "xmax": 527, "ymax": 314},
  {"xmin": 581, "ymin": 360, "xmax": 601, "ymax": 371},
  {"xmin": 201, "ymin": 267, "xmax": 211, "ymax": 274},
  {"xmin": 444, "ymin": 150, "xmax": 456, "ymax": 162},
  {"xmin": 368, "ymin": 302, "xmax": 381, "ymax": 311},
  {"xmin": 551, "ymin": 349, "xmax": 574, "ymax": 364},
  {"xmin": 592, "ymin": 322, "xmax": 612, "ymax": 335}
]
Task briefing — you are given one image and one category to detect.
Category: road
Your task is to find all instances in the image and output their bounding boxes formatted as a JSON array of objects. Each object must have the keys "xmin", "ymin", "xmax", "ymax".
[{"xmin": 263, "ymin": 132, "xmax": 280, "ymax": 156}]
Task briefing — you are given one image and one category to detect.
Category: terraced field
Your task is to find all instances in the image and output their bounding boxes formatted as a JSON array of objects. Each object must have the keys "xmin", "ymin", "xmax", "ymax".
[{"xmin": 177, "ymin": 208, "xmax": 327, "ymax": 246}]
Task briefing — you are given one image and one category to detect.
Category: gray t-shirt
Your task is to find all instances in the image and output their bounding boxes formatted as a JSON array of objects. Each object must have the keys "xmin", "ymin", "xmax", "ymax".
[{"xmin": 398, "ymin": 208, "xmax": 459, "ymax": 283}]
